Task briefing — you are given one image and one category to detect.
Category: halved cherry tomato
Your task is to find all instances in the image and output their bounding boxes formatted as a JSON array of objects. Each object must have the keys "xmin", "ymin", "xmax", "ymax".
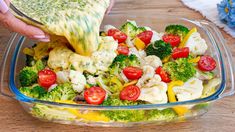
[
  {"xmin": 107, "ymin": 29, "xmax": 127, "ymax": 43},
  {"xmin": 137, "ymin": 30, "xmax": 153, "ymax": 45},
  {"xmin": 117, "ymin": 43, "xmax": 129, "ymax": 55},
  {"xmin": 123, "ymin": 66, "xmax": 143, "ymax": 80},
  {"xmin": 155, "ymin": 66, "xmax": 171, "ymax": 83},
  {"xmin": 38, "ymin": 69, "xmax": 57, "ymax": 89},
  {"xmin": 162, "ymin": 34, "xmax": 181, "ymax": 47},
  {"xmin": 84, "ymin": 86, "xmax": 106, "ymax": 105},
  {"xmin": 172, "ymin": 47, "xmax": 189, "ymax": 59},
  {"xmin": 198, "ymin": 55, "xmax": 216, "ymax": 71},
  {"xmin": 120, "ymin": 85, "xmax": 140, "ymax": 101}
]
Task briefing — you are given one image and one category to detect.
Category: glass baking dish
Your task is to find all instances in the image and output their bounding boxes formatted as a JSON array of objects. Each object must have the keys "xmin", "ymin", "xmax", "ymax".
[{"xmin": 0, "ymin": 14, "xmax": 235, "ymax": 127}]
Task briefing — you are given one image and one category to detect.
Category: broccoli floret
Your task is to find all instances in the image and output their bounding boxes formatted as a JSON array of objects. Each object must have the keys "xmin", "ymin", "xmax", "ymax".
[
  {"xmin": 145, "ymin": 40, "xmax": 172, "ymax": 60},
  {"xmin": 120, "ymin": 21, "xmax": 138, "ymax": 38},
  {"xmin": 19, "ymin": 67, "xmax": 38, "ymax": 87},
  {"xmin": 19, "ymin": 86, "xmax": 47, "ymax": 99},
  {"xmin": 109, "ymin": 54, "xmax": 140, "ymax": 76},
  {"xmin": 147, "ymin": 108, "xmax": 177, "ymax": 121},
  {"xmin": 164, "ymin": 58, "xmax": 196, "ymax": 82},
  {"xmin": 101, "ymin": 97, "xmax": 145, "ymax": 122},
  {"xmin": 19, "ymin": 60, "xmax": 45, "ymax": 87},
  {"xmin": 31, "ymin": 104, "xmax": 77, "ymax": 121},
  {"xmin": 135, "ymin": 27, "xmax": 147, "ymax": 35},
  {"xmin": 40, "ymin": 83, "xmax": 77, "ymax": 101},
  {"xmin": 165, "ymin": 24, "xmax": 189, "ymax": 40}
]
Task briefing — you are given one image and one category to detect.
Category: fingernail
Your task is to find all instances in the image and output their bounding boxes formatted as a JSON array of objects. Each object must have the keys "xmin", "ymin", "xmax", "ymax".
[
  {"xmin": 0, "ymin": 0, "xmax": 9, "ymax": 14},
  {"xmin": 38, "ymin": 38, "xmax": 50, "ymax": 42},
  {"xmin": 33, "ymin": 35, "xmax": 47, "ymax": 39}
]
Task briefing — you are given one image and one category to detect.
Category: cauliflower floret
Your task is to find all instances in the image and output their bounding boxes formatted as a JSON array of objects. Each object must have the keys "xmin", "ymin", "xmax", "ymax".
[
  {"xmin": 126, "ymin": 37, "xmax": 135, "ymax": 48},
  {"xmin": 87, "ymin": 75, "xmax": 97, "ymax": 85},
  {"xmin": 143, "ymin": 55, "xmax": 162, "ymax": 69},
  {"xmin": 150, "ymin": 31, "xmax": 161, "ymax": 43},
  {"xmin": 129, "ymin": 47, "xmax": 146, "ymax": 65},
  {"xmin": 56, "ymin": 71, "xmax": 69, "ymax": 83},
  {"xmin": 69, "ymin": 70, "xmax": 86, "ymax": 92},
  {"xmin": 48, "ymin": 46, "xmax": 73, "ymax": 70},
  {"xmin": 136, "ymin": 65, "xmax": 155, "ymax": 87},
  {"xmin": 69, "ymin": 53, "xmax": 96, "ymax": 74},
  {"xmin": 185, "ymin": 32, "xmax": 208, "ymax": 55},
  {"xmin": 138, "ymin": 75, "xmax": 168, "ymax": 104},
  {"xmin": 98, "ymin": 36, "xmax": 118, "ymax": 51},
  {"xmin": 92, "ymin": 51, "xmax": 117, "ymax": 72},
  {"xmin": 173, "ymin": 77, "xmax": 203, "ymax": 101},
  {"xmin": 104, "ymin": 25, "xmax": 117, "ymax": 33}
]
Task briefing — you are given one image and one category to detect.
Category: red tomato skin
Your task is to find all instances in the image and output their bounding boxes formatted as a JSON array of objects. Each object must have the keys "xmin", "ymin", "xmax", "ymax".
[
  {"xmin": 38, "ymin": 69, "xmax": 57, "ymax": 89},
  {"xmin": 162, "ymin": 34, "xmax": 181, "ymax": 47},
  {"xmin": 84, "ymin": 87, "xmax": 106, "ymax": 105},
  {"xmin": 172, "ymin": 47, "xmax": 190, "ymax": 59},
  {"xmin": 137, "ymin": 30, "xmax": 153, "ymax": 45},
  {"xmin": 198, "ymin": 55, "xmax": 216, "ymax": 71},
  {"xmin": 120, "ymin": 85, "xmax": 140, "ymax": 101},
  {"xmin": 117, "ymin": 44, "xmax": 129, "ymax": 55},
  {"xmin": 123, "ymin": 66, "xmax": 143, "ymax": 80},
  {"xmin": 155, "ymin": 67, "xmax": 171, "ymax": 83},
  {"xmin": 107, "ymin": 29, "xmax": 127, "ymax": 43}
]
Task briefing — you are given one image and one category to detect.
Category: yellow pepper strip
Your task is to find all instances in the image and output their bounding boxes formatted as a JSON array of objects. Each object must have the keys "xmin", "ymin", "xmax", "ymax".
[
  {"xmin": 134, "ymin": 37, "xmax": 145, "ymax": 50},
  {"xmin": 85, "ymin": 84, "xmax": 91, "ymax": 89},
  {"xmin": 57, "ymin": 100, "xmax": 110, "ymax": 122},
  {"xmin": 167, "ymin": 81, "xmax": 189, "ymax": 116},
  {"xmin": 162, "ymin": 55, "xmax": 171, "ymax": 63},
  {"xmin": 178, "ymin": 27, "xmax": 197, "ymax": 48},
  {"xmin": 23, "ymin": 47, "xmax": 35, "ymax": 56},
  {"xmin": 123, "ymin": 80, "xmax": 138, "ymax": 88},
  {"xmin": 188, "ymin": 56, "xmax": 201, "ymax": 63}
]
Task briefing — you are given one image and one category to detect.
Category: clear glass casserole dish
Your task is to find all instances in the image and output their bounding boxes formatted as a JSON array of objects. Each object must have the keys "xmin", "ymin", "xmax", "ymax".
[{"xmin": 0, "ymin": 14, "xmax": 235, "ymax": 127}]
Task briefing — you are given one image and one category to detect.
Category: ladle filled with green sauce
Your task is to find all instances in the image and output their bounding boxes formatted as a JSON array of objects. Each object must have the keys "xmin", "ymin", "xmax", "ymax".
[{"xmin": 11, "ymin": 0, "xmax": 110, "ymax": 56}]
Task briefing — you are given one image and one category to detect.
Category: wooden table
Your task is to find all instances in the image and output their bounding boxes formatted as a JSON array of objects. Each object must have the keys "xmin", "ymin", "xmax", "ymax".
[{"xmin": 0, "ymin": 0, "xmax": 235, "ymax": 131}]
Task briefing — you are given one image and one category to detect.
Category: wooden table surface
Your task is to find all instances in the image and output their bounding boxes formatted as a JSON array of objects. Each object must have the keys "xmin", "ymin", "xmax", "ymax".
[{"xmin": 1, "ymin": 0, "xmax": 235, "ymax": 131}]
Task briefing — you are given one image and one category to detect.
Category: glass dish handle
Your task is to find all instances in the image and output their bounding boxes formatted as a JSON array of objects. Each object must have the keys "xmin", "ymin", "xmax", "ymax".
[
  {"xmin": 0, "ymin": 34, "xmax": 18, "ymax": 99},
  {"xmin": 210, "ymin": 24, "xmax": 235, "ymax": 99}
]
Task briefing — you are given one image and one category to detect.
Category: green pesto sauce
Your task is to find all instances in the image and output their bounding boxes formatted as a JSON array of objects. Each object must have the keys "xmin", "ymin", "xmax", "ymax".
[{"xmin": 11, "ymin": 0, "xmax": 110, "ymax": 56}]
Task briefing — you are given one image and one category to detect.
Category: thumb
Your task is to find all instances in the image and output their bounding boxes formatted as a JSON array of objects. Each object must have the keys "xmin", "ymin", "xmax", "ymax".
[{"xmin": 0, "ymin": 12, "xmax": 50, "ymax": 42}]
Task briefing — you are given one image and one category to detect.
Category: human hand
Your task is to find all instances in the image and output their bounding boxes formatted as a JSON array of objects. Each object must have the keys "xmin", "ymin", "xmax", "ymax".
[{"xmin": 0, "ymin": 0, "xmax": 50, "ymax": 42}]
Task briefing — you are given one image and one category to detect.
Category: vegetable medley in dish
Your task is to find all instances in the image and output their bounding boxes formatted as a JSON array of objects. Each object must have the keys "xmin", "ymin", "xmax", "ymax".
[{"xmin": 19, "ymin": 20, "xmax": 221, "ymax": 122}]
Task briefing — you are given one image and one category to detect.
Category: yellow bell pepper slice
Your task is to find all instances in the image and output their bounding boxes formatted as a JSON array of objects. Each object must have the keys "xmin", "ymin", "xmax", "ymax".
[
  {"xmin": 167, "ymin": 81, "xmax": 189, "ymax": 116},
  {"xmin": 23, "ymin": 48, "xmax": 35, "ymax": 56},
  {"xmin": 123, "ymin": 80, "xmax": 138, "ymax": 88},
  {"xmin": 134, "ymin": 37, "xmax": 145, "ymax": 50},
  {"xmin": 162, "ymin": 55, "xmax": 171, "ymax": 63},
  {"xmin": 178, "ymin": 27, "xmax": 197, "ymax": 48},
  {"xmin": 188, "ymin": 56, "xmax": 201, "ymax": 63}
]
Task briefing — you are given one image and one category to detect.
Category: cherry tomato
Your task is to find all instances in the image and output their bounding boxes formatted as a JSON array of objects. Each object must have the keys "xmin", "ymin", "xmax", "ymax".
[
  {"xmin": 155, "ymin": 66, "xmax": 171, "ymax": 83},
  {"xmin": 123, "ymin": 66, "xmax": 143, "ymax": 80},
  {"xmin": 84, "ymin": 86, "xmax": 106, "ymax": 105},
  {"xmin": 172, "ymin": 47, "xmax": 189, "ymax": 59},
  {"xmin": 137, "ymin": 30, "xmax": 153, "ymax": 45},
  {"xmin": 107, "ymin": 28, "xmax": 127, "ymax": 43},
  {"xmin": 120, "ymin": 85, "xmax": 140, "ymax": 101},
  {"xmin": 162, "ymin": 34, "xmax": 181, "ymax": 47},
  {"xmin": 117, "ymin": 43, "xmax": 129, "ymax": 55},
  {"xmin": 38, "ymin": 69, "xmax": 57, "ymax": 89},
  {"xmin": 198, "ymin": 55, "xmax": 216, "ymax": 71}
]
